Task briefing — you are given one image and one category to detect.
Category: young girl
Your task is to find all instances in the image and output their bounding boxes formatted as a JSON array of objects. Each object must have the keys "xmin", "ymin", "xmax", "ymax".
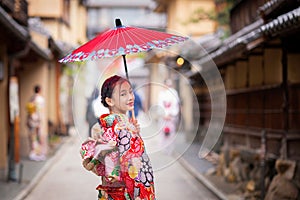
[{"xmin": 80, "ymin": 75, "xmax": 155, "ymax": 200}]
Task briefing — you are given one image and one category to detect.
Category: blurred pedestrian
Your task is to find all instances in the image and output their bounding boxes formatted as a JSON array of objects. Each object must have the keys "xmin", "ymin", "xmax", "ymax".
[
  {"xmin": 158, "ymin": 79, "xmax": 180, "ymax": 154},
  {"xmin": 85, "ymin": 87, "xmax": 100, "ymax": 137},
  {"xmin": 26, "ymin": 85, "xmax": 46, "ymax": 161},
  {"xmin": 129, "ymin": 84, "xmax": 144, "ymax": 119},
  {"xmin": 80, "ymin": 75, "xmax": 155, "ymax": 200}
]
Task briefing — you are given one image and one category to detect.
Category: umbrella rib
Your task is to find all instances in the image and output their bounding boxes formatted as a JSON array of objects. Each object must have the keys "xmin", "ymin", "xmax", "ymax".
[
  {"xmin": 115, "ymin": 28, "xmax": 120, "ymax": 51},
  {"xmin": 129, "ymin": 28, "xmax": 153, "ymax": 44},
  {"xmin": 128, "ymin": 27, "xmax": 174, "ymax": 47},
  {"xmin": 98, "ymin": 29, "xmax": 116, "ymax": 50},
  {"xmin": 121, "ymin": 30, "xmax": 127, "ymax": 50},
  {"xmin": 139, "ymin": 28, "xmax": 172, "ymax": 41},
  {"xmin": 122, "ymin": 28, "xmax": 152, "ymax": 47},
  {"xmin": 121, "ymin": 28, "xmax": 138, "ymax": 48}
]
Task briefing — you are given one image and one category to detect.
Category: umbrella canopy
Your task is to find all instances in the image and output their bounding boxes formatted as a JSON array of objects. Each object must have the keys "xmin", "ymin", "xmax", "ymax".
[{"xmin": 59, "ymin": 19, "xmax": 188, "ymax": 63}]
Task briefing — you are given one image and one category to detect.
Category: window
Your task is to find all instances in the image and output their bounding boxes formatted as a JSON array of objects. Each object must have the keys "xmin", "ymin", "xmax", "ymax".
[{"xmin": 63, "ymin": 0, "xmax": 70, "ymax": 24}]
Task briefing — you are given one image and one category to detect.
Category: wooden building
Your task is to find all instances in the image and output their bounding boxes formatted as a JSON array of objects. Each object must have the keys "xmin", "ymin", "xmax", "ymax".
[
  {"xmin": 189, "ymin": 0, "xmax": 300, "ymax": 198},
  {"xmin": 0, "ymin": 0, "xmax": 51, "ymax": 181},
  {"xmin": 0, "ymin": 0, "xmax": 88, "ymax": 181}
]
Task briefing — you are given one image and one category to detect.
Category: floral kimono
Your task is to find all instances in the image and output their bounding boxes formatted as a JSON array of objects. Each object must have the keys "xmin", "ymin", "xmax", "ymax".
[{"xmin": 81, "ymin": 113, "xmax": 155, "ymax": 200}]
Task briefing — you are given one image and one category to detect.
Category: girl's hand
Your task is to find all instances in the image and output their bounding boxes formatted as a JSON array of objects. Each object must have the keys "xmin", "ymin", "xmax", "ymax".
[{"xmin": 130, "ymin": 119, "xmax": 140, "ymax": 133}]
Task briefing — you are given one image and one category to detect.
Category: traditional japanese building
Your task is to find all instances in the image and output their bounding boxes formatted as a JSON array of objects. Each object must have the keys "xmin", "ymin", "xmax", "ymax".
[
  {"xmin": 0, "ymin": 0, "xmax": 88, "ymax": 181},
  {"xmin": 188, "ymin": 0, "xmax": 300, "ymax": 198}
]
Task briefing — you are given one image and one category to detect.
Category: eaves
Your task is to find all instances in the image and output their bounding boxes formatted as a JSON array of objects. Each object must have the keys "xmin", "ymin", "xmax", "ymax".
[
  {"xmin": 0, "ymin": 6, "xmax": 28, "ymax": 41},
  {"xmin": 0, "ymin": 6, "xmax": 51, "ymax": 61},
  {"xmin": 198, "ymin": 7, "xmax": 300, "ymax": 69}
]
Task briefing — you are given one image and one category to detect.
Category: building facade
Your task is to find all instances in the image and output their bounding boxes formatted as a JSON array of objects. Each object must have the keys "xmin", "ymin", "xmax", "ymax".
[
  {"xmin": 0, "ymin": 0, "xmax": 88, "ymax": 181},
  {"xmin": 152, "ymin": 0, "xmax": 217, "ymax": 138},
  {"xmin": 189, "ymin": 0, "xmax": 300, "ymax": 198}
]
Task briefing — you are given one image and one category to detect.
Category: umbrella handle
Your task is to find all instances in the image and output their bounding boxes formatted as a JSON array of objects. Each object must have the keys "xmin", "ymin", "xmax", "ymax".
[
  {"xmin": 122, "ymin": 55, "xmax": 129, "ymax": 80},
  {"xmin": 131, "ymin": 110, "xmax": 136, "ymax": 121}
]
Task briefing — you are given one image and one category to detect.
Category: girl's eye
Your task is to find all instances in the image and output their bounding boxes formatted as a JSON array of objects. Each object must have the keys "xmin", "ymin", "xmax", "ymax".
[{"xmin": 121, "ymin": 92, "xmax": 126, "ymax": 96}]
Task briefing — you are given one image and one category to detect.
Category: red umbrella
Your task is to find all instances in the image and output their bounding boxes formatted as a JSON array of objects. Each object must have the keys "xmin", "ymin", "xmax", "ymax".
[
  {"xmin": 59, "ymin": 18, "xmax": 188, "ymax": 119},
  {"xmin": 59, "ymin": 18, "xmax": 188, "ymax": 79}
]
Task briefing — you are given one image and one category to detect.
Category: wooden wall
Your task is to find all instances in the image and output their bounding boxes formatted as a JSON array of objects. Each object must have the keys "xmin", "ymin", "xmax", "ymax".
[
  {"xmin": 222, "ymin": 45, "xmax": 300, "ymax": 160},
  {"xmin": 230, "ymin": 0, "xmax": 267, "ymax": 33}
]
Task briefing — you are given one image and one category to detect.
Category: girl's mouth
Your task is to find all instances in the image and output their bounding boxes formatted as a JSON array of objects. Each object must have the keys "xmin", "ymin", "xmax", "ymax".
[{"xmin": 128, "ymin": 102, "xmax": 134, "ymax": 107}]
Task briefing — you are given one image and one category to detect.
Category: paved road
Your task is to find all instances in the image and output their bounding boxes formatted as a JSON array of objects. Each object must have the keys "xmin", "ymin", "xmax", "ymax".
[{"xmin": 23, "ymin": 132, "xmax": 219, "ymax": 200}]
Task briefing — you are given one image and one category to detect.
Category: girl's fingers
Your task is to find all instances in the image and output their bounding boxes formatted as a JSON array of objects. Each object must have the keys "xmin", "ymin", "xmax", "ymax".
[
  {"xmin": 130, "ymin": 118, "xmax": 138, "ymax": 124},
  {"xmin": 130, "ymin": 119, "xmax": 140, "ymax": 132}
]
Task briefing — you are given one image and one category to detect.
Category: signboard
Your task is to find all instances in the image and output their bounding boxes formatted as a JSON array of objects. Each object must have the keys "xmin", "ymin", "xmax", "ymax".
[{"xmin": 9, "ymin": 76, "xmax": 20, "ymax": 123}]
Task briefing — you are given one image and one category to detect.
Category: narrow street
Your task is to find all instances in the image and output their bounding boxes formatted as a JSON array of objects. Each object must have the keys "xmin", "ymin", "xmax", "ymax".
[{"xmin": 22, "ymin": 128, "xmax": 219, "ymax": 200}]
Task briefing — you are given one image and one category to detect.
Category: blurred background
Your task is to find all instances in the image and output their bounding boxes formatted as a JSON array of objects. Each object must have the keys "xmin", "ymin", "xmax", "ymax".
[{"xmin": 0, "ymin": 0, "xmax": 300, "ymax": 200}]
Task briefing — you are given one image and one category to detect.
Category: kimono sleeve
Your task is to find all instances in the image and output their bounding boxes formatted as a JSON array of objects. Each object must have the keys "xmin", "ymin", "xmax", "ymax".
[
  {"xmin": 80, "ymin": 123, "xmax": 101, "ymax": 160},
  {"xmin": 80, "ymin": 123, "xmax": 115, "ymax": 176}
]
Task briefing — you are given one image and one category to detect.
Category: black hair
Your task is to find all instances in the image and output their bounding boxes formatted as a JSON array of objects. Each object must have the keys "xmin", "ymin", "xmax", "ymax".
[
  {"xmin": 91, "ymin": 87, "xmax": 99, "ymax": 100},
  {"xmin": 34, "ymin": 85, "xmax": 41, "ymax": 94},
  {"xmin": 101, "ymin": 75, "xmax": 129, "ymax": 108}
]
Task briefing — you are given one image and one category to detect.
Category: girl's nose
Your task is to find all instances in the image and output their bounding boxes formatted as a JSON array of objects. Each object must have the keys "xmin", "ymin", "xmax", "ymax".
[{"xmin": 130, "ymin": 92, "xmax": 135, "ymax": 100}]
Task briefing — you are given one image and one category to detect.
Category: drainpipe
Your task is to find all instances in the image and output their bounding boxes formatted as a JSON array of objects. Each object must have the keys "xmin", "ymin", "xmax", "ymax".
[
  {"xmin": 281, "ymin": 45, "xmax": 289, "ymax": 160},
  {"xmin": 261, "ymin": 49, "xmax": 266, "ymax": 200},
  {"xmin": 7, "ymin": 39, "xmax": 31, "ymax": 182},
  {"xmin": 260, "ymin": 130, "xmax": 266, "ymax": 200}
]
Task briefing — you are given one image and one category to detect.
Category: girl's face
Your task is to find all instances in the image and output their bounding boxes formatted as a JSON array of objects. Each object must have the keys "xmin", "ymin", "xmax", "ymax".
[{"xmin": 108, "ymin": 80, "xmax": 134, "ymax": 114}]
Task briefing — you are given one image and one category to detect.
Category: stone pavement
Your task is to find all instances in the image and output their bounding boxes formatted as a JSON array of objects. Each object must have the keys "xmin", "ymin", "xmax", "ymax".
[
  {"xmin": 174, "ymin": 141, "xmax": 244, "ymax": 200},
  {"xmin": 0, "ymin": 126, "xmax": 243, "ymax": 200},
  {"xmin": 0, "ymin": 135, "xmax": 69, "ymax": 200},
  {"xmin": 20, "ymin": 132, "xmax": 220, "ymax": 200}
]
